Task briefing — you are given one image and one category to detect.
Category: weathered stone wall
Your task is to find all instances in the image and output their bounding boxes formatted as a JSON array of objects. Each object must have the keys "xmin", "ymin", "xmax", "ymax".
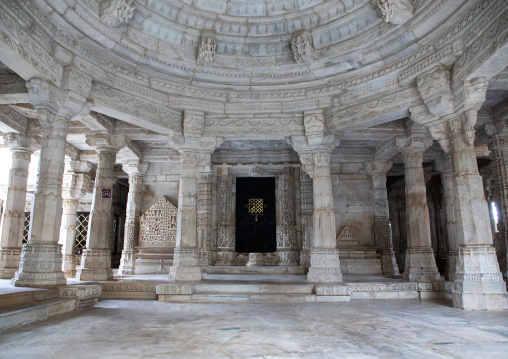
[
  {"xmin": 332, "ymin": 163, "xmax": 375, "ymax": 247},
  {"xmin": 140, "ymin": 162, "xmax": 180, "ymax": 214}
]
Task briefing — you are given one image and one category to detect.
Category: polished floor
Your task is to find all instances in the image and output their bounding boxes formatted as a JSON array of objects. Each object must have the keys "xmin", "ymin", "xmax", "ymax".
[{"xmin": 0, "ymin": 298, "xmax": 507, "ymax": 358}]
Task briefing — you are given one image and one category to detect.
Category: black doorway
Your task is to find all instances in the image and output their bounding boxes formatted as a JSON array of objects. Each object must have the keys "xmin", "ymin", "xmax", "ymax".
[{"xmin": 235, "ymin": 177, "xmax": 276, "ymax": 253}]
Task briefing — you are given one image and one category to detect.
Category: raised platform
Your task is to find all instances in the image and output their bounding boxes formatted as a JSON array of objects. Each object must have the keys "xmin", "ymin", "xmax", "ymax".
[{"xmin": 205, "ymin": 265, "xmax": 306, "ymax": 275}]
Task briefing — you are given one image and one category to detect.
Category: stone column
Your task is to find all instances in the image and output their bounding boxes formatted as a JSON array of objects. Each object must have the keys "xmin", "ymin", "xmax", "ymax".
[
  {"xmin": 215, "ymin": 166, "xmax": 234, "ymax": 265},
  {"xmin": 59, "ymin": 160, "xmax": 92, "ymax": 278},
  {"xmin": 276, "ymin": 167, "xmax": 298, "ymax": 266},
  {"xmin": 488, "ymin": 137, "xmax": 508, "ymax": 278},
  {"xmin": 435, "ymin": 159, "xmax": 457, "ymax": 281},
  {"xmin": 299, "ymin": 171, "xmax": 313, "ymax": 270},
  {"xmin": 13, "ymin": 72, "xmax": 92, "ymax": 287},
  {"xmin": 369, "ymin": 161, "xmax": 399, "ymax": 276},
  {"xmin": 197, "ymin": 168, "xmax": 213, "ymax": 267},
  {"xmin": 76, "ymin": 134, "xmax": 126, "ymax": 281},
  {"xmin": 401, "ymin": 126, "xmax": 440, "ymax": 281},
  {"xmin": 292, "ymin": 110, "xmax": 342, "ymax": 282},
  {"xmin": 169, "ymin": 150, "xmax": 211, "ymax": 281},
  {"xmin": 118, "ymin": 161, "xmax": 146, "ymax": 275},
  {"xmin": 0, "ymin": 134, "xmax": 35, "ymax": 279}
]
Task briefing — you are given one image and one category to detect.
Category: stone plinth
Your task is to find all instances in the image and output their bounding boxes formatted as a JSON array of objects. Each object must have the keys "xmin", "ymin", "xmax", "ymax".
[{"xmin": 246, "ymin": 253, "xmax": 265, "ymax": 267}]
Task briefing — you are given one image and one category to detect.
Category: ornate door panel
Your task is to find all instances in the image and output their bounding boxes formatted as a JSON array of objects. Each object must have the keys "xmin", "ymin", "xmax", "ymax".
[{"xmin": 235, "ymin": 177, "xmax": 276, "ymax": 253}]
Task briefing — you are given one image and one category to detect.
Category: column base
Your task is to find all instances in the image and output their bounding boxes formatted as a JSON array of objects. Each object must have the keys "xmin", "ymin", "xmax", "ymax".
[
  {"xmin": 12, "ymin": 243, "xmax": 66, "ymax": 287},
  {"xmin": 62, "ymin": 254, "xmax": 77, "ymax": 278},
  {"xmin": 452, "ymin": 245, "xmax": 508, "ymax": 310},
  {"xmin": 118, "ymin": 249, "xmax": 136, "ymax": 275},
  {"xmin": 76, "ymin": 249, "xmax": 113, "ymax": 281},
  {"xmin": 307, "ymin": 248, "xmax": 343, "ymax": 283},
  {"xmin": 403, "ymin": 247, "xmax": 440, "ymax": 281},
  {"xmin": 215, "ymin": 249, "xmax": 234, "ymax": 266},
  {"xmin": 380, "ymin": 249, "xmax": 400, "ymax": 276},
  {"xmin": 300, "ymin": 249, "xmax": 311, "ymax": 270},
  {"xmin": 277, "ymin": 250, "xmax": 299, "ymax": 266},
  {"xmin": 0, "ymin": 248, "xmax": 21, "ymax": 279},
  {"xmin": 168, "ymin": 248, "xmax": 202, "ymax": 282},
  {"xmin": 246, "ymin": 253, "xmax": 265, "ymax": 267}
]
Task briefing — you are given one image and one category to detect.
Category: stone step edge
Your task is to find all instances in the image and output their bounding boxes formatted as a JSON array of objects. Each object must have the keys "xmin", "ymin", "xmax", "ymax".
[
  {"xmin": 0, "ymin": 298, "xmax": 77, "ymax": 333},
  {"xmin": 0, "ymin": 288, "xmax": 59, "ymax": 311}
]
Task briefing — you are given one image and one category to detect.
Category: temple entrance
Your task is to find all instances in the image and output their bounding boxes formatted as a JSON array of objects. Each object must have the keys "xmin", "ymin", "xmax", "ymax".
[{"xmin": 235, "ymin": 177, "xmax": 276, "ymax": 253}]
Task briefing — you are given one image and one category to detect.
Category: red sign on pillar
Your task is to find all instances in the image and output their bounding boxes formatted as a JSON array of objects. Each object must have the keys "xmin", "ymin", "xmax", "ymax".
[{"xmin": 101, "ymin": 189, "xmax": 112, "ymax": 199}]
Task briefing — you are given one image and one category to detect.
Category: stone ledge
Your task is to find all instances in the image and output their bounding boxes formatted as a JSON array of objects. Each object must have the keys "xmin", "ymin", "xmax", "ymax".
[
  {"xmin": 156, "ymin": 284, "xmax": 194, "ymax": 295},
  {"xmin": 57, "ymin": 285, "xmax": 102, "ymax": 309}
]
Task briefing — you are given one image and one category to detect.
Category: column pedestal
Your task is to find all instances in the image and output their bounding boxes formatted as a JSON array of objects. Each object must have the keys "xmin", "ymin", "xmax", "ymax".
[{"xmin": 169, "ymin": 248, "xmax": 201, "ymax": 281}]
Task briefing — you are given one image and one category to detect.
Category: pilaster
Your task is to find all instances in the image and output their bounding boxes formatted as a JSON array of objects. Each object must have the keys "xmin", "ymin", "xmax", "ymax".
[
  {"xmin": 214, "ymin": 166, "xmax": 234, "ymax": 265},
  {"xmin": 401, "ymin": 123, "xmax": 440, "ymax": 281},
  {"xmin": 13, "ymin": 69, "xmax": 92, "ymax": 287},
  {"xmin": 76, "ymin": 134, "xmax": 126, "ymax": 281},
  {"xmin": 299, "ymin": 171, "xmax": 313, "ymax": 269},
  {"xmin": 118, "ymin": 160, "xmax": 147, "ymax": 275},
  {"xmin": 0, "ymin": 134, "xmax": 35, "ymax": 279},
  {"xmin": 368, "ymin": 161, "xmax": 399, "ymax": 277}
]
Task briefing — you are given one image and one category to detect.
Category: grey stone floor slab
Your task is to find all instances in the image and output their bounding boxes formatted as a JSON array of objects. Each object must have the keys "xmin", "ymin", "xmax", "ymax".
[{"xmin": 0, "ymin": 299, "xmax": 507, "ymax": 358}]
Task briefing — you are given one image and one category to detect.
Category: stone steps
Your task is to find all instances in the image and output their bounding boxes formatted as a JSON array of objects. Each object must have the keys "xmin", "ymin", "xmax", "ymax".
[
  {"xmin": 0, "ymin": 297, "xmax": 77, "ymax": 332},
  {"xmin": 193, "ymin": 283, "xmax": 314, "ymax": 295},
  {"xmin": 0, "ymin": 288, "xmax": 59, "ymax": 311},
  {"xmin": 205, "ymin": 266, "xmax": 306, "ymax": 275}
]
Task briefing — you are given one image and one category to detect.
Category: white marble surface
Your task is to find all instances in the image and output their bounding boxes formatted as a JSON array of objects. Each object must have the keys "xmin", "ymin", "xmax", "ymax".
[{"xmin": 1, "ymin": 298, "xmax": 507, "ymax": 358}]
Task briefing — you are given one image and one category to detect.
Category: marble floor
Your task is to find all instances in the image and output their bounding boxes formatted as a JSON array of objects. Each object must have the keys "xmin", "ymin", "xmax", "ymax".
[{"xmin": 0, "ymin": 299, "xmax": 507, "ymax": 358}]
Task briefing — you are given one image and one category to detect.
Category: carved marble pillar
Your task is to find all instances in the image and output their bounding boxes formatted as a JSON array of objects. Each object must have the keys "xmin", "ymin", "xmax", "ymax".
[
  {"xmin": 299, "ymin": 171, "xmax": 313, "ymax": 269},
  {"xmin": 13, "ymin": 72, "xmax": 92, "ymax": 287},
  {"xmin": 276, "ymin": 167, "xmax": 298, "ymax": 266},
  {"xmin": 436, "ymin": 160, "xmax": 457, "ymax": 281},
  {"xmin": 215, "ymin": 166, "xmax": 234, "ymax": 265},
  {"xmin": 369, "ymin": 161, "xmax": 399, "ymax": 276},
  {"xmin": 77, "ymin": 134, "xmax": 125, "ymax": 281},
  {"xmin": 169, "ymin": 150, "xmax": 211, "ymax": 281},
  {"xmin": 197, "ymin": 168, "xmax": 213, "ymax": 267},
  {"xmin": 488, "ymin": 137, "xmax": 508, "ymax": 278},
  {"xmin": 0, "ymin": 134, "xmax": 35, "ymax": 279},
  {"xmin": 304, "ymin": 149, "xmax": 342, "ymax": 282},
  {"xmin": 401, "ymin": 142, "xmax": 440, "ymax": 281},
  {"xmin": 388, "ymin": 188, "xmax": 402, "ymax": 270},
  {"xmin": 59, "ymin": 160, "xmax": 92, "ymax": 278},
  {"xmin": 118, "ymin": 161, "xmax": 146, "ymax": 275},
  {"xmin": 447, "ymin": 114, "xmax": 507, "ymax": 310}
]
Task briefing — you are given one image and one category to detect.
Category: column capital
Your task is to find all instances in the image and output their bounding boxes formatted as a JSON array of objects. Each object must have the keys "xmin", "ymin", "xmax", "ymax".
[
  {"xmin": 122, "ymin": 160, "xmax": 148, "ymax": 177},
  {"xmin": 27, "ymin": 67, "xmax": 92, "ymax": 122},
  {"xmin": 86, "ymin": 133, "xmax": 127, "ymax": 153},
  {"xmin": 3, "ymin": 133, "xmax": 37, "ymax": 153},
  {"xmin": 416, "ymin": 65, "xmax": 454, "ymax": 118}
]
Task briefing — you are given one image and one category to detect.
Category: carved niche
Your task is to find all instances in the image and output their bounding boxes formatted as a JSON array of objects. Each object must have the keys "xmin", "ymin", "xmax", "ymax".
[
  {"xmin": 291, "ymin": 33, "xmax": 313, "ymax": 64},
  {"xmin": 139, "ymin": 196, "xmax": 178, "ymax": 247},
  {"xmin": 336, "ymin": 225, "xmax": 360, "ymax": 247},
  {"xmin": 199, "ymin": 37, "xmax": 216, "ymax": 64}
]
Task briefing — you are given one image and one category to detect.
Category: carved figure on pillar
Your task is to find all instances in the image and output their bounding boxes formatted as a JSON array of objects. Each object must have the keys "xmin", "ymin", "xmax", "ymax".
[
  {"xmin": 0, "ymin": 134, "xmax": 36, "ymax": 279},
  {"xmin": 276, "ymin": 167, "xmax": 298, "ymax": 266},
  {"xmin": 214, "ymin": 166, "xmax": 234, "ymax": 265},
  {"xmin": 13, "ymin": 69, "xmax": 92, "ymax": 287}
]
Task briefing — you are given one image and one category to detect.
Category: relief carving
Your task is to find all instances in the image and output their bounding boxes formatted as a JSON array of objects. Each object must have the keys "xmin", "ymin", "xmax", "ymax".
[{"xmin": 139, "ymin": 197, "xmax": 178, "ymax": 247}]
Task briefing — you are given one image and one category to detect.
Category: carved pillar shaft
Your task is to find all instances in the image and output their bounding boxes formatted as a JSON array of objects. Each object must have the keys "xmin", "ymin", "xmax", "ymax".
[
  {"xmin": 169, "ymin": 151, "xmax": 208, "ymax": 281},
  {"xmin": 371, "ymin": 166, "xmax": 399, "ymax": 276},
  {"xmin": 13, "ymin": 116, "xmax": 68, "ymax": 287},
  {"xmin": 402, "ymin": 148, "xmax": 440, "ymax": 281},
  {"xmin": 215, "ymin": 166, "xmax": 234, "ymax": 265},
  {"xmin": 197, "ymin": 170, "xmax": 212, "ymax": 267},
  {"xmin": 277, "ymin": 167, "xmax": 298, "ymax": 266},
  {"xmin": 0, "ymin": 143, "xmax": 33, "ymax": 279},
  {"xmin": 59, "ymin": 199, "xmax": 78, "ymax": 278},
  {"xmin": 307, "ymin": 150, "xmax": 342, "ymax": 283},
  {"xmin": 76, "ymin": 150, "xmax": 117, "ymax": 281},
  {"xmin": 448, "ymin": 117, "xmax": 507, "ymax": 310},
  {"xmin": 440, "ymin": 170, "xmax": 457, "ymax": 281},
  {"xmin": 489, "ymin": 139, "xmax": 508, "ymax": 277},
  {"xmin": 118, "ymin": 173, "xmax": 144, "ymax": 275},
  {"xmin": 300, "ymin": 171, "xmax": 313, "ymax": 269}
]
